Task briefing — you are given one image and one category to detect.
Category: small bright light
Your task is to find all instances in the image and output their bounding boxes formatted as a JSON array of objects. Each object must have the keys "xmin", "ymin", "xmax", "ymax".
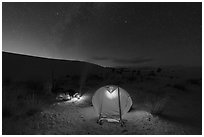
[
  {"xmin": 77, "ymin": 95, "xmax": 86, "ymax": 102},
  {"xmin": 106, "ymin": 86, "xmax": 116, "ymax": 93},
  {"xmin": 64, "ymin": 95, "xmax": 87, "ymax": 104},
  {"xmin": 54, "ymin": 94, "xmax": 90, "ymax": 106},
  {"xmin": 105, "ymin": 89, "xmax": 118, "ymax": 99},
  {"xmin": 76, "ymin": 94, "xmax": 80, "ymax": 99}
]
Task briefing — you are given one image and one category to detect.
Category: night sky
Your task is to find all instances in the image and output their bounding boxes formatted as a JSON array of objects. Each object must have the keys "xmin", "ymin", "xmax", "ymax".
[{"xmin": 2, "ymin": 2, "xmax": 202, "ymax": 67}]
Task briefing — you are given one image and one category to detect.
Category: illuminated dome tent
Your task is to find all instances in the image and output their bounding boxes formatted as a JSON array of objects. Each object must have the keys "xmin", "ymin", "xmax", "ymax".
[{"xmin": 92, "ymin": 85, "xmax": 132, "ymax": 125}]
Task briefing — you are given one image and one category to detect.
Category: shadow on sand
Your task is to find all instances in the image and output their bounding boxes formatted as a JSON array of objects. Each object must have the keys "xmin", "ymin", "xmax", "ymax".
[
  {"xmin": 129, "ymin": 105, "xmax": 201, "ymax": 129},
  {"xmin": 158, "ymin": 113, "xmax": 201, "ymax": 128}
]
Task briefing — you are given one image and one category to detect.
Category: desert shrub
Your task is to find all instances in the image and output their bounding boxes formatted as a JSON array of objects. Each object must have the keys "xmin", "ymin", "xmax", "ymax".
[
  {"xmin": 3, "ymin": 78, "xmax": 12, "ymax": 86},
  {"xmin": 2, "ymin": 106, "xmax": 13, "ymax": 118},
  {"xmin": 128, "ymin": 76, "xmax": 136, "ymax": 81},
  {"xmin": 136, "ymin": 70, "xmax": 141, "ymax": 76},
  {"xmin": 51, "ymin": 81, "xmax": 64, "ymax": 93},
  {"xmin": 151, "ymin": 96, "xmax": 169, "ymax": 116},
  {"xmin": 148, "ymin": 71, "xmax": 156, "ymax": 77},
  {"xmin": 110, "ymin": 80, "xmax": 123, "ymax": 85},
  {"xmin": 43, "ymin": 81, "xmax": 54, "ymax": 95},
  {"xmin": 111, "ymin": 68, "xmax": 115, "ymax": 73},
  {"xmin": 87, "ymin": 74, "xmax": 104, "ymax": 81},
  {"xmin": 3, "ymin": 82, "xmax": 49, "ymax": 119},
  {"xmin": 20, "ymin": 93, "xmax": 45, "ymax": 117},
  {"xmin": 139, "ymin": 76, "xmax": 144, "ymax": 82},
  {"xmin": 165, "ymin": 84, "xmax": 172, "ymax": 87},
  {"xmin": 2, "ymin": 97, "xmax": 21, "ymax": 118},
  {"xmin": 66, "ymin": 74, "xmax": 71, "ymax": 78},
  {"xmin": 25, "ymin": 106, "xmax": 42, "ymax": 116},
  {"xmin": 169, "ymin": 76, "xmax": 174, "ymax": 79},
  {"xmin": 146, "ymin": 93, "xmax": 169, "ymax": 116},
  {"xmin": 173, "ymin": 83, "xmax": 187, "ymax": 92},
  {"xmin": 118, "ymin": 68, "xmax": 124, "ymax": 74},
  {"xmin": 187, "ymin": 78, "xmax": 201, "ymax": 86},
  {"xmin": 157, "ymin": 68, "xmax": 162, "ymax": 73},
  {"xmin": 71, "ymin": 75, "xmax": 80, "ymax": 81},
  {"xmin": 25, "ymin": 81, "xmax": 44, "ymax": 91},
  {"xmin": 145, "ymin": 77, "xmax": 155, "ymax": 81}
]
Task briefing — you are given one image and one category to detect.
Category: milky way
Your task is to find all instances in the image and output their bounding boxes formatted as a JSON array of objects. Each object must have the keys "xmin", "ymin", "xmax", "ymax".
[{"xmin": 2, "ymin": 2, "xmax": 202, "ymax": 67}]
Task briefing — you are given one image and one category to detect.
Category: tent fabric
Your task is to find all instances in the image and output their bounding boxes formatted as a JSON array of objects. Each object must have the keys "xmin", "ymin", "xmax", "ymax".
[{"xmin": 92, "ymin": 85, "xmax": 133, "ymax": 118}]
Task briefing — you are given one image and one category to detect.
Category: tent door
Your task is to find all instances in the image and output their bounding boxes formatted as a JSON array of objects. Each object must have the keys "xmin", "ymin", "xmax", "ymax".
[{"xmin": 97, "ymin": 87, "xmax": 125, "ymax": 126}]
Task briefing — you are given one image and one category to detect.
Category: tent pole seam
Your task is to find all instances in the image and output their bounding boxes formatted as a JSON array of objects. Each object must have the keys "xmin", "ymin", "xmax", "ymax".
[{"xmin": 118, "ymin": 87, "xmax": 123, "ymax": 125}]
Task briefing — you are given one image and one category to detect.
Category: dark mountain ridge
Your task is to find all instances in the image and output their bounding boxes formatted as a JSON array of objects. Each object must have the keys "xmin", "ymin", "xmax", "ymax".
[{"xmin": 2, "ymin": 52, "xmax": 106, "ymax": 81}]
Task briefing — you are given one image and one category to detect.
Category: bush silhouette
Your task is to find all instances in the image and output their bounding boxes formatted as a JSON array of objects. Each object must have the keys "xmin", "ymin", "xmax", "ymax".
[{"xmin": 157, "ymin": 68, "xmax": 162, "ymax": 73}]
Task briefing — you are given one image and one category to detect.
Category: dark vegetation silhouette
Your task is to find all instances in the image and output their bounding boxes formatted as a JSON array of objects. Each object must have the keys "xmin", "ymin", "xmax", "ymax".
[
  {"xmin": 173, "ymin": 83, "xmax": 188, "ymax": 92},
  {"xmin": 186, "ymin": 78, "xmax": 202, "ymax": 86},
  {"xmin": 156, "ymin": 68, "xmax": 162, "ymax": 73}
]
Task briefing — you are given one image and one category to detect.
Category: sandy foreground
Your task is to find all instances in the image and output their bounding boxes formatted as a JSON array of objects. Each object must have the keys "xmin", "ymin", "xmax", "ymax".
[
  {"xmin": 2, "ymin": 66, "xmax": 202, "ymax": 135},
  {"xmin": 3, "ymin": 86, "xmax": 201, "ymax": 135}
]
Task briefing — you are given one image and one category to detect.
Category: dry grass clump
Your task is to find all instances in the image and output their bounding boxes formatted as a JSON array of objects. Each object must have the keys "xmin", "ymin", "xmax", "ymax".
[
  {"xmin": 2, "ymin": 80, "xmax": 52, "ymax": 119},
  {"xmin": 145, "ymin": 92, "xmax": 169, "ymax": 116}
]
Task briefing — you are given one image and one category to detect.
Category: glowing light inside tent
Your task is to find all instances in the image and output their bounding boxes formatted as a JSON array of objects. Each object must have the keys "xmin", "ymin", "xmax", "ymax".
[
  {"xmin": 105, "ymin": 88, "xmax": 118, "ymax": 99},
  {"xmin": 106, "ymin": 86, "xmax": 116, "ymax": 93}
]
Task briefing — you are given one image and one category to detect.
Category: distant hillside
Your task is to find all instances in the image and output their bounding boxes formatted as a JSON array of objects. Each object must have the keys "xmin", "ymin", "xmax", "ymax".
[{"xmin": 2, "ymin": 52, "xmax": 106, "ymax": 81}]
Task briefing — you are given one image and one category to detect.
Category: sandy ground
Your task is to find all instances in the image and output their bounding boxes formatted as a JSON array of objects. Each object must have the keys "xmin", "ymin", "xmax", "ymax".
[{"xmin": 3, "ymin": 89, "xmax": 201, "ymax": 135}]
